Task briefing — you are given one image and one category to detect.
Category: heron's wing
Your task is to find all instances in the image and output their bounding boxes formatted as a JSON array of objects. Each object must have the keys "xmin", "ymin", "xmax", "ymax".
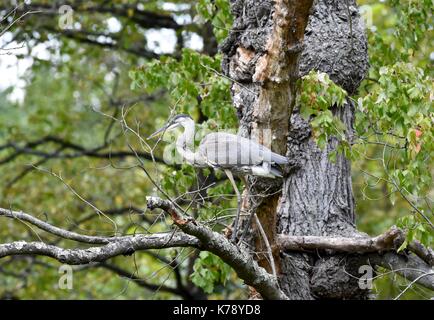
[
  {"xmin": 269, "ymin": 151, "xmax": 289, "ymax": 164},
  {"xmin": 198, "ymin": 132, "xmax": 288, "ymax": 167}
]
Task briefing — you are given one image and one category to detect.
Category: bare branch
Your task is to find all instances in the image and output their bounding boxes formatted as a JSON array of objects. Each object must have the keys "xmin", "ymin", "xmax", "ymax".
[
  {"xmin": 43, "ymin": 26, "xmax": 160, "ymax": 59},
  {"xmin": 278, "ymin": 227, "xmax": 434, "ymax": 291},
  {"xmin": 146, "ymin": 196, "xmax": 288, "ymax": 300},
  {"xmin": 0, "ymin": 2, "xmax": 183, "ymax": 30},
  {"xmin": 408, "ymin": 240, "xmax": 434, "ymax": 267},
  {"xmin": 0, "ymin": 207, "xmax": 126, "ymax": 244},
  {"xmin": 277, "ymin": 227, "xmax": 405, "ymax": 253},
  {"xmin": 370, "ymin": 252, "xmax": 434, "ymax": 291},
  {"xmin": 0, "ymin": 135, "xmax": 167, "ymax": 166},
  {"xmin": 0, "ymin": 233, "xmax": 199, "ymax": 264}
]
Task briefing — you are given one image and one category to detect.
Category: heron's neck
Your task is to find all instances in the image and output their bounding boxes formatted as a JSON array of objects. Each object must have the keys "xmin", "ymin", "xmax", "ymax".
[{"xmin": 176, "ymin": 120, "xmax": 196, "ymax": 164}]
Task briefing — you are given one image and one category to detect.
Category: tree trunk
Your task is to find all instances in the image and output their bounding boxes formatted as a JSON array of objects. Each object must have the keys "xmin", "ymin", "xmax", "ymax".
[{"xmin": 221, "ymin": 0, "xmax": 369, "ymax": 299}]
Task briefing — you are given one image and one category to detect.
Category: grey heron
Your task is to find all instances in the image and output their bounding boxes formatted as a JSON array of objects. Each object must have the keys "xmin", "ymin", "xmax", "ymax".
[{"xmin": 148, "ymin": 114, "xmax": 289, "ymax": 241}]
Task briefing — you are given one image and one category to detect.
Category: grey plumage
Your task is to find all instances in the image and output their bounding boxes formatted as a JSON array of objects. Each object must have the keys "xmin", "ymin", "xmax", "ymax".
[
  {"xmin": 148, "ymin": 114, "xmax": 288, "ymax": 178},
  {"xmin": 197, "ymin": 132, "xmax": 287, "ymax": 177},
  {"xmin": 148, "ymin": 114, "xmax": 289, "ymax": 242}
]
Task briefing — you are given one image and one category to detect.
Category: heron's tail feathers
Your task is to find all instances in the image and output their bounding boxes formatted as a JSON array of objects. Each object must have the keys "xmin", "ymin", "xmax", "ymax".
[
  {"xmin": 270, "ymin": 166, "xmax": 283, "ymax": 178},
  {"xmin": 271, "ymin": 153, "xmax": 289, "ymax": 165}
]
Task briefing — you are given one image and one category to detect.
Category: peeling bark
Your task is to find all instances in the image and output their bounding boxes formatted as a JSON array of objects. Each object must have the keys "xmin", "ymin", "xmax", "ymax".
[
  {"xmin": 221, "ymin": 0, "xmax": 314, "ymax": 279},
  {"xmin": 222, "ymin": 0, "xmax": 369, "ymax": 299}
]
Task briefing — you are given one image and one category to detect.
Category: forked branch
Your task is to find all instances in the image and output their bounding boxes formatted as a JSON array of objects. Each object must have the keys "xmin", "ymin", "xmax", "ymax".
[
  {"xmin": 0, "ymin": 204, "xmax": 432, "ymax": 294},
  {"xmin": 146, "ymin": 196, "xmax": 289, "ymax": 300}
]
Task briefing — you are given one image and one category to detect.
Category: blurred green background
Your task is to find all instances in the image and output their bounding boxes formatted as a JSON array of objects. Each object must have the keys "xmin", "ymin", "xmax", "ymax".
[{"xmin": 0, "ymin": 0, "xmax": 432, "ymax": 299}]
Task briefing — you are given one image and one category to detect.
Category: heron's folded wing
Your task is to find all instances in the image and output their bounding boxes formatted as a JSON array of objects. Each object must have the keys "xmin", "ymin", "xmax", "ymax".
[
  {"xmin": 198, "ymin": 132, "xmax": 283, "ymax": 167},
  {"xmin": 270, "ymin": 152, "xmax": 289, "ymax": 164}
]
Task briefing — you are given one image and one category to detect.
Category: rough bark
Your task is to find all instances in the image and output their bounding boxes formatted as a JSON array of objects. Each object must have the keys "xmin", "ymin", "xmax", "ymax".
[
  {"xmin": 278, "ymin": 0, "xmax": 369, "ymax": 300},
  {"xmin": 221, "ymin": 0, "xmax": 369, "ymax": 299},
  {"xmin": 278, "ymin": 226, "xmax": 405, "ymax": 253},
  {"xmin": 221, "ymin": 0, "xmax": 314, "ymax": 277},
  {"xmin": 0, "ymin": 234, "xmax": 199, "ymax": 264},
  {"xmin": 279, "ymin": 227, "xmax": 434, "ymax": 292}
]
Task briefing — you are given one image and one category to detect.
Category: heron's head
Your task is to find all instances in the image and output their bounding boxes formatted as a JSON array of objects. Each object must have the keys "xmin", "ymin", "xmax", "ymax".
[{"xmin": 147, "ymin": 114, "xmax": 193, "ymax": 139}]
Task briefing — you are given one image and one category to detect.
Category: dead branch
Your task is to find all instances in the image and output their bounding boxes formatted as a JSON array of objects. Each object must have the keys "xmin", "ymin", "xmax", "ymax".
[
  {"xmin": 0, "ymin": 233, "xmax": 199, "ymax": 264},
  {"xmin": 277, "ymin": 227, "xmax": 405, "ymax": 253},
  {"xmin": 146, "ymin": 196, "xmax": 288, "ymax": 300},
  {"xmin": 278, "ymin": 227, "xmax": 434, "ymax": 291},
  {"xmin": 0, "ymin": 135, "xmax": 166, "ymax": 165},
  {"xmin": 408, "ymin": 240, "xmax": 434, "ymax": 267},
  {"xmin": 1, "ymin": 204, "xmax": 432, "ymax": 294}
]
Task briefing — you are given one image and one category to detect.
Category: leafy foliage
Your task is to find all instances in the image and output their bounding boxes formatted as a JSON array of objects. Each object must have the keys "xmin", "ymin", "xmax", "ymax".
[
  {"xmin": 298, "ymin": 71, "xmax": 349, "ymax": 152},
  {"xmin": 0, "ymin": 0, "xmax": 432, "ymax": 300},
  {"xmin": 354, "ymin": 0, "xmax": 433, "ymax": 298},
  {"xmin": 190, "ymin": 251, "xmax": 232, "ymax": 294},
  {"xmin": 129, "ymin": 48, "xmax": 236, "ymax": 128},
  {"xmin": 195, "ymin": 0, "xmax": 233, "ymax": 42}
]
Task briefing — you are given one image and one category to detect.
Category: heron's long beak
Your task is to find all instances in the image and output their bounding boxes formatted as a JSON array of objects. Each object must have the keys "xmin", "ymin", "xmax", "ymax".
[{"xmin": 147, "ymin": 122, "xmax": 179, "ymax": 140}]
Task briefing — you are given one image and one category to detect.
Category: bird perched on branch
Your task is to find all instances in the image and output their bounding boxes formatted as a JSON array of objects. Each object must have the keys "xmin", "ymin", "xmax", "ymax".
[{"xmin": 148, "ymin": 114, "xmax": 289, "ymax": 242}]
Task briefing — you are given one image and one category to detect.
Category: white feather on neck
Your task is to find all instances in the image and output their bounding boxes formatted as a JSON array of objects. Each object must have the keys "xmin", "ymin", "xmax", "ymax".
[{"xmin": 175, "ymin": 118, "xmax": 198, "ymax": 165}]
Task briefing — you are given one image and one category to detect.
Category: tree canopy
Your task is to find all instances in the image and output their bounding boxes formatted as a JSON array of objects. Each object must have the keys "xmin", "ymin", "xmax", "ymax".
[{"xmin": 0, "ymin": 0, "xmax": 432, "ymax": 300}]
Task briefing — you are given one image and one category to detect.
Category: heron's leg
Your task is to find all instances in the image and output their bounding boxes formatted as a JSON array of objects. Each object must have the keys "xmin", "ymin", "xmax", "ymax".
[
  {"xmin": 224, "ymin": 169, "xmax": 241, "ymax": 242},
  {"xmin": 237, "ymin": 176, "xmax": 253, "ymax": 245}
]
